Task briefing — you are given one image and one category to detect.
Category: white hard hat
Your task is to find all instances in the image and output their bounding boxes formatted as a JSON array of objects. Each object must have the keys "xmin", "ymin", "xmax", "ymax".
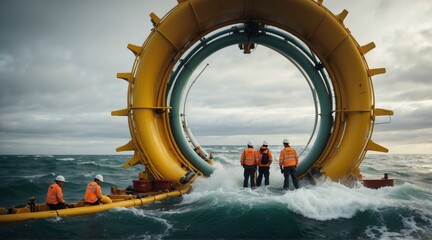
[
  {"xmin": 95, "ymin": 174, "xmax": 104, "ymax": 182},
  {"xmin": 283, "ymin": 138, "xmax": 290, "ymax": 144},
  {"xmin": 247, "ymin": 141, "xmax": 253, "ymax": 146},
  {"xmin": 55, "ymin": 175, "xmax": 66, "ymax": 182},
  {"xmin": 262, "ymin": 140, "xmax": 269, "ymax": 146}
]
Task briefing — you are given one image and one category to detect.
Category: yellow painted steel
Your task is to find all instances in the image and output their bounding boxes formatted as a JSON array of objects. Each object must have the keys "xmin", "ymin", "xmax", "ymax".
[
  {"xmin": 0, "ymin": 186, "xmax": 191, "ymax": 223},
  {"xmin": 114, "ymin": 0, "xmax": 392, "ymax": 182},
  {"xmin": 1, "ymin": 0, "xmax": 393, "ymax": 224}
]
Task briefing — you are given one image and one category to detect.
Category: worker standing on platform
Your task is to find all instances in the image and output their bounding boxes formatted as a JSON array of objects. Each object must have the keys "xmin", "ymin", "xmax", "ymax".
[
  {"xmin": 84, "ymin": 174, "xmax": 112, "ymax": 205},
  {"xmin": 256, "ymin": 140, "xmax": 273, "ymax": 186},
  {"xmin": 240, "ymin": 141, "xmax": 259, "ymax": 188},
  {"xmin": 279, "ymin": 138, "xmax": 299, "ymax": 190}
]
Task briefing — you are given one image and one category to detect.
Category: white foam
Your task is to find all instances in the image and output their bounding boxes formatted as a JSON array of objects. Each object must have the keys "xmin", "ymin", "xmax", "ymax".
[
  {"xmin": 181, "ymin": 163, "xmax": 408, "ymax": 221},
  {"xmin": 112, "ymin": 207, "xmax": 173, "ymax": 227},
  {"xmin": 57, "ymin": 157, "xmax": 75, "ymax": 161},
  {"xmin": 77, "ymin": 161, "xmax": 98, "ymax": 165},
  {"xmin": 364, "ymin": 216, "xmax": 426, "ymax": 240},
  {"xmin": 401, "ymin": 216, "xmax": 425, "ymax": 236},
  {"xmin": 46, "ymin": 216, "xmax": 63, "ymax": 223},
  {"xmin": 273, "ymin": 182, "xmax": 398, "ymax": 220},
  {"xmin": 112, "ymin": 207, "xmax": 173, "ymax": 239},
  {"xmin": 34, "ymin": 154, "xmax": 54, "ymax": 158},
  {"xmin": 21, "ymin": 173, "xmax": 47, "ymax": 180}
]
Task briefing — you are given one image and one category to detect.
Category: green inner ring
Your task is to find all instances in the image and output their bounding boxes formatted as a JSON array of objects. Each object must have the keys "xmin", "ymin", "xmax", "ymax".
[{"xmin": 168, "ymin": 26, "xmax": 333, "ymax": 177}]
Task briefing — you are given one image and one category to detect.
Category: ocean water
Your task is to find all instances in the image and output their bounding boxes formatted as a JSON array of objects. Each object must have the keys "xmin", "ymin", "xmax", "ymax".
[{"xmin": 0, "ymin": 146, "xmax": 431, "ymax": 239}]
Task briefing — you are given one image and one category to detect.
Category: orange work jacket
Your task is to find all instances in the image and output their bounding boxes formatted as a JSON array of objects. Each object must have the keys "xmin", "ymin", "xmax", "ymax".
[
  {"xmin": 257, "ymin": 147, "xmax": 273, "ymax": 167},
  {"xmin": 240, "ymin": 148, "xmax": 258, "ymax": 166},
  {"xmin": 46, "ymin": 183, "xmax": 65, "ymax": 204},
  {"xmin": 84, "ymin": 181, "xmax": 102, "ymax": 203},
  {"xmin": 279, "ymin": 146, "xmax": 298, "ymax": 167}
]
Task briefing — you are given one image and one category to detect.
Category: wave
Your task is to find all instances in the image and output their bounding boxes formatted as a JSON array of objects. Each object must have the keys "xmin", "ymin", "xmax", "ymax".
[
  {"xmin": 77, "ymin": 161, "xmax": 98, "ymax": 165},
  {"xmin": 20, "ymin": 173, "xmax": 54, "ymax": 180},
  {"xmin": 0, "ymin": 153, "xmax": 431, "ymax": 239},
  {"xmin": 56, "ymin": 157, "xmax": 75, "ymax": 161},
  {"xmin": 34, "ymin": 154, "xmax": 54, "ymax": 158},
  {"xmin": 365, "ymin": 215, "xmax": 428, "ymax": 239},
  {"xmin": 111, "ymin": 207, "xmax": 173, "ymax": 240},
  {"xmin": 180, "ymin": 163, "xmax": 431, "ymax": 222}
]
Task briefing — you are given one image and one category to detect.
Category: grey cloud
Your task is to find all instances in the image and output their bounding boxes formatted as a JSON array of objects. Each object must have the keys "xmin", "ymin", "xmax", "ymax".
[
  {"xmin": 375, "ymin": 42, "xmax": 432, "ymax": 102},
  {"xmin": 377, "ymin": 103, "xmax": 432, "ymax": 132},
  {"xmin": 1, "ymin": 0, "xmax": 431, "ymax": 154},
  {"xmin": 0, "ymin": 0, "xmax": 177, "ymax": 154},
  {"xmin": 187, "ymin": 104, "xmax": 316, "ymax": 137},
  {"xmin": 185, "ymin": 45, "xmax": 315, "ymax": 110},
  {"xmin": 0, "ymin": 111, "xmax": 129, "ymax": 138}
]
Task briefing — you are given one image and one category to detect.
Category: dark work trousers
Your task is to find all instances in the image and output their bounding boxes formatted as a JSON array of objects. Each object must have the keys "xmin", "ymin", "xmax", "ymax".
[
  {"xmin": 243, "ymin": 165, "xmax": 257, "ymax": 188},
  {"xmin": 47, "ymin": 202, "xmax": 66, "ymax": 210},
  {"xmin": 283, "ymin": 166, "xmax": 299, "ymax": 190},
  {"xmin": 257, "ymin": 166, "xmax": 270, "ymax": 186}
]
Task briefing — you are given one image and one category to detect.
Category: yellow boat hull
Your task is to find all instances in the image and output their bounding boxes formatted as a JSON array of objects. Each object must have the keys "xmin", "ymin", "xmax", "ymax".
[{"xmin": 0, "ymin": 186, "xmax": 191, "ymax": 223}]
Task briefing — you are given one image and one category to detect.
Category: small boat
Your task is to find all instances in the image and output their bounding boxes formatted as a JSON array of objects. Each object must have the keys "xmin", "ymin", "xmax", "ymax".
[
  {"xmin": 0, "ymin": 178, "xmax": 191, "ymax": 223},
  {"xmin": 361, "ymin": 174, "xmax": 395, "ymax": 189}
]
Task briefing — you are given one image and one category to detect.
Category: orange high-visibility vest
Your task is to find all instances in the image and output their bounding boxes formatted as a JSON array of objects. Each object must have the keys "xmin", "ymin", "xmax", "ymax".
[
  {"xmin": 240, "ymin": 148, "xmax": 258, "ymax": 166},
  {"xmin": 257, "ymin": 147, "xmax": 273, "ymax": 167},
  {"xmin": 46, "ymin": 183, "xmax": 65, "ymax": 204},
  {"xmin": 279, "ymin": 147, "xmax": 298, "ymax": 167},
  {"xmin": 84, "ymin": 181, "xmax": 102, "ymax": 203}
]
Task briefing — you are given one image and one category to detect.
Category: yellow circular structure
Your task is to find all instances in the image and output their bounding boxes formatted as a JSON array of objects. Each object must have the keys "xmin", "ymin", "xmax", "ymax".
[{"xmin": 113, "ymin": 0, "xmax": 393, "ymax": 186}]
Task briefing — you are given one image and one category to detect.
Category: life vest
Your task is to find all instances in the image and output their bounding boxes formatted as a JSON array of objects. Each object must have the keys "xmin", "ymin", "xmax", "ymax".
[
  {"xmin": 84, "ymin": 181, "xmax": 102, "ymax": 203},
  {"xmin": 46, "ymin": 183, "xmax": 65, "ymax": 204},
  {"xmin": 279, "ymin": 147, "xmax": 298, "ymax": 167},
  {"xmin": 240, "ymin": 148, "xmax": 258, "ymax": 166},
  {"xmin": 257, "ymin": 147, "xmax": 273, "ymax": 166}
]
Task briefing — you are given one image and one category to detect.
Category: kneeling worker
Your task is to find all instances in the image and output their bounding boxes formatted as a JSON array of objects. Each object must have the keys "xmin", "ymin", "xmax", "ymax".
[
  {"xmin": 84, "ymin": 174, "xmax": 112, "ymax": 205},
  {"xmin": 46, "ymin": 175, "xmax": 71, "ymax": 210}
]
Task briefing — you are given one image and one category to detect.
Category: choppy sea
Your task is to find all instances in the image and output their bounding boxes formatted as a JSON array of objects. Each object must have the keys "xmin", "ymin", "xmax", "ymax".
[{"xmin": 0, "ymin": 145, "xmax": 431, "ymax": 239}]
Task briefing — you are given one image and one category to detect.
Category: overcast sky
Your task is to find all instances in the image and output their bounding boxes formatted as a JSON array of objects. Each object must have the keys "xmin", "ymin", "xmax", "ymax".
[{"xmin": 0, "ymin": 0, "xmax": 431, "ymax": 155}]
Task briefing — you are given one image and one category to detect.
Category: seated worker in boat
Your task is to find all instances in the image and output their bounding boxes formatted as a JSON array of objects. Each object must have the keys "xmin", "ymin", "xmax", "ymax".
[
  {"xmin": 46, "ymin": 175, "xmax": 70, "ymax": 210},
  {"xmin": 240, "ymin": 141, "xmax": 259, "ymax": 188},
  {"xmin": 84, "ymin": 174, "xmax": 112, "ymax": 205},
  {"xmin": 256, "ymin": 140, "xmax": 273, "ymax": 187}
]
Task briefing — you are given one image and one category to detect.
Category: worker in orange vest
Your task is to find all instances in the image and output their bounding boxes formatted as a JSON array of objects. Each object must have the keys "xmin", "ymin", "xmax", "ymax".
[
  {"xmin": 46, "ymin": 175, "xmax": 69, "ymax": 210},
  {"xmin": 240, "ymin": 141, "xmax": 259, "ymax": 188},
  {"xmin": 279, "ymin": 138, "xmax": 299, "ymax": 190},
  {"xmin": 256, "ymin": 140, "xmax": 273, "ymax": 186},
  {"xmin": 84, "ymin": 174, "xmax": 112, "ymax": 205}
]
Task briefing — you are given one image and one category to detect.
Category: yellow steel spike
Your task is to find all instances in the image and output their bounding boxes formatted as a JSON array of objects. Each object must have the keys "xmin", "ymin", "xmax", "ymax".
[
  {"xmin": 315, "ymin": 0, "xmax": 323, "ymax": 4},
  {"xmin": 117, "ymin": 72, "xmax": 133, "ymax": 83},
  {"xmin": 123, "ymin": 152, "xmax": 141, "ymax": 169},
  {"xmin": 150, "ymin": 12, "xmax": 161, "ymax": 27},
  {"xmin": 361, "ymin": 42, "xmax": 376, "ymax": 55},
  {"xmin": 374, "ymin": 108, "xmax": 394, "ymax": 116},
  {"xmin": 111, "ymin": 108, "xmax": 128, "ymax": 116},
  {"xmin": 116, "ymin": 140, "xmax": 136, "ymax": 152},
  {"xmin": 336, "ymin": 9, "xmax": 348, "ymax": 23},
  {"xmin": 368, "ymin": 68, "xmax": 386, "ymax": 77},
  {"xmin": 366, "ymin": 140, "xmax": 389, "ymax": 153},
  {"xmin": 127, "ymin": 44, "xmax": 143, "ymax": 56}
]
